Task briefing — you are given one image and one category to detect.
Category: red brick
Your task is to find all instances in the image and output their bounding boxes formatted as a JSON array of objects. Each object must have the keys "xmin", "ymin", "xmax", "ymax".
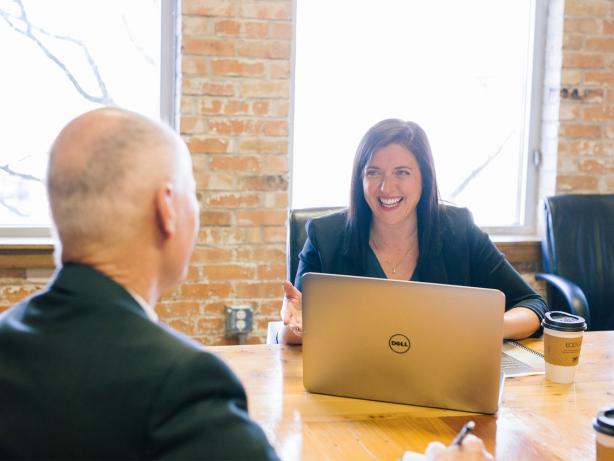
[
  {"xmin": 164, "ymin": 318, "xmax": 195, "ymax": 336},
  {"xmin": 209, "ymin": 155, "xmax": 261, "ymax": 171},
  {"xmin": 240, "ymin": 81, "xmax": 289, "ymax": 98},
  {"xmin": 244, "ymin": 22, "xmax": 268, "ymax": 38},
  {"xmin": 237, "ymin": 138, "xmax": 287, "ymax": 154},
  {"xmin": 199, "ymin": 228, "xmax": 246, "ymax": 245},
  {"xmin": 559, "ymin": 123, "xmax": 602, "ymax": 138},
  {"xmin": 583, "ymin": 88, "xmax": 604, "ymax": 103},
  {"xmin": 605, "ymin": 20, "xmax": 614, "ymax": 34},
  {"xmin": 563, "ymin": 34, "xmax": 584, "ymax": 50},
  {"xmin": 258, "ymin": 299, "xmax": 284, "ymax": 316},
  {"xmin": 195, "ymin": 317, "xmax": 225, "ymax": 335},
  {"xmin": 556, "ymin": 175, "xmax": 599, "ymax": 191},
  {"xmin": 583, "ymin": 106, "xmax": 614, "ymax": 120},
  {"xmin": 264, "ymin": 191, "xmax": 288, "ymax": 208},
  {"xmin": 237, "ymin": 174, "xmax": 287, "ymax": 191},
  {"xmin": 235, "ymin": 282, "xmax": 282, "ymax": 298},
  {"xmin": 183, "ymin": 38, "xmax": 235, "ymax": 56},
  {"xmin": 203, "ymin": 301, "xmax": 228, "ymax": 315},
  {"xmin": 211, "ymin": 59, "xmax": 266, "ymax": 77},
  {"xmin": 181, "ymin": 96, "xmax": 199, "ymax": 114},
  {"xmin": 201, "ymin": 210, "xmax": 232, "ymax": 226},
  {"xmin": 262, "ymin": 155, "xmax": 288, "ymax": 172},
  {"xmin": 250, "ymin": 246, "xmax": 286, "ymax": 263},
  {"xmin": 236, "ymin": 210, "xmax": 287, "ymax": 226},
  {"xmin": 270, "ymin": 62, "xmax": 290, "ymax": 79},
  {"xmin": 271, "ymin": 23, "xmax": 292, "ymax": 40},
  {"xmin": 207, "ymin": 119, "xmax": 261, "ymax": 135},
  {"xmin": 182, "ymin": 79, "xmax": 236, "ymax": 96},
  {"xmin": 194, "ymin": 172, "xmax": 234, "ymax": 190},
  {"xmin": 237, "ymin": 40, "xmax": 291, "ymax": 59},
  {"xmin": 263, "ymin": 120, "xmax": 288, "ymax": 136},
  {"xmin": 257, "ymin": 264, "xmax": 286, "ymax": 279},
  {"xmin": 202, "ymin": 264, "xmax": 255, "ymax": 280},
  {"xmin": 182, "ymin": 56, "xmax": 208, "ymax": 74},
  {"xmin": 564, "ymin": 0, "xmax": 609, "ymax": 18},
  {"xmin": 157, "ymin": 301, "xmax": 201, "ymax": 318},
  {"xmin": 206, "ymin": 192, "xmax": 261, "ymax": 207},
  {"xmin": 214, "ymin": 20, "xmax": 241, "ymax": 36},
  {"xmin": 240, "ymin": 2, "xmax": 291, "ymax": 20},
  {"xmin": 181, "ymin": 282, "xmax": 232, "ymax": 299},
  {"xmin": 579, "ymin": 158, "xmax": 608, "ymax": 173},
  {"xmin": 561, "ymin": 70, "xmax": 583, "ymax": 85},
  {"xmin": 263, "ymin": 226, "xmax": 286, "ymax": 243},
  {"xmin": 585, "ymin": 38, "xmax": 614, "ymax": 52},
  {"xmin": 585, "ymin": 71, "xmax": 614, "ymax": 84},
  {"xmin": 191, "ymin": 247, "xmax": 235, "ymax": 264},
  {"xmin": 200, "ymin": 99, "xmax": 223, "ymax": 114},
  {"xmin": 223, "ymin": 100, "xmax": 250, "ymax": 114},
  {"xmin": 180, "ymin": 116, "xmax": 206, "ymax": 134},
  {"xmin": 186, "ymin": 265, "xmax": 200, "ymax": 282},
  {"xmin": 563, "ymin": 52, "xmax": 604, "ymax": 68},
  {"xmin": 183, "ymin": 0, "xmax": 236, "ymax": 17},
  {"xmin": 564, "ymin": 18, "xmax": 601, "ymax": 33},
  {"xmin": 182, "ymin": 16, "xmax": 212, "ymax": 36},
  {"xmin": 187, "ymin": 137, "xmax": 230, "ymax": 153},
  {"xmin": 252, "ymin": 101, "xmax": 270, "ymax": 115},
  {"xmin": 273, "ymin": 101, "xmax": 289, "ymax": 117}
]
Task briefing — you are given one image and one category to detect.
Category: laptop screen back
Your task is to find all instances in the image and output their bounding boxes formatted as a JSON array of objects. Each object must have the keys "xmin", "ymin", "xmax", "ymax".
[{"xmin": 302, "ymin": 273, "xmax": 505, "ymax": 414}]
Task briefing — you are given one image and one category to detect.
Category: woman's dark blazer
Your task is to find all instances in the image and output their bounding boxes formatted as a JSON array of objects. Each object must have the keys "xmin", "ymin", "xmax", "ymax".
[{"xmin": 295, "ymin": 206, "xmax": 548, "ymax": 329}]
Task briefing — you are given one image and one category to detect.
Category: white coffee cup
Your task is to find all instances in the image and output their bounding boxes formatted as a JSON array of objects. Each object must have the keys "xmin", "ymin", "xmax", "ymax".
[
  {"xmin": 593, "ymin": 406, "xmax": 614, "ymax": 461},
  {"xmin": 541, "ymin": 311, "xmax": 587, "ymax": 384}
]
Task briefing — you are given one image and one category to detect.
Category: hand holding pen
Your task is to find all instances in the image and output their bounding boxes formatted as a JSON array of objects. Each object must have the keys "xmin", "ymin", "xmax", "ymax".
[{"xmin": 398, "ymin": 420, "xmax": 493, "ymax": 460}]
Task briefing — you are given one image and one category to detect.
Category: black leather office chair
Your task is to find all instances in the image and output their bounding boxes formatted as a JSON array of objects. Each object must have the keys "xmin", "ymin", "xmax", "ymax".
[
  {"xmin": 535, "ymin": 194, "xmax": 614, "ymax": 331},
  {"xmin": 287, "ymin": 207, "xmax": 344, "ymax": 283},
  {"xmin": 266, "ymin": 207, "xmax": 344, "ymax": 344}
]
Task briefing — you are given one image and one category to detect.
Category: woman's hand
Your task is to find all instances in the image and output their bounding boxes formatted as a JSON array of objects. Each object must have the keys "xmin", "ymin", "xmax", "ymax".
[{"xmin": 281, "ymin": 281, "xmax": 303, "ymax": 338}]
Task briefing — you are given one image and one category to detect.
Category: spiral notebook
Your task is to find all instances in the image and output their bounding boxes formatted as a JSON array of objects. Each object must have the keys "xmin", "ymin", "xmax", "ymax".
[{"xmin": 501, "ymin": 340, "xmax": 545, "ymax": 377}]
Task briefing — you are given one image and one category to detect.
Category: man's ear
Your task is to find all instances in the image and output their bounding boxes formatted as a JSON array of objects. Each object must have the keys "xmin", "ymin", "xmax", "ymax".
[{"xmin": 155, "ymin": 182, "xmax": 176, "ymax": 238}]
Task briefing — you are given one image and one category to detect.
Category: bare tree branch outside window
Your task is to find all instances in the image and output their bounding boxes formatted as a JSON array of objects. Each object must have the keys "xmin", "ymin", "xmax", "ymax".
[{"xmin": 0, "ymin": 0, "xmax": 161, "ymax": 223}]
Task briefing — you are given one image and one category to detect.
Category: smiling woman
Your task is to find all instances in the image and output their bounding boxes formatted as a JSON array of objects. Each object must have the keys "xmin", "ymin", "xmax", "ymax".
[{"xmin": 279, "ymin": 119, "xmax": 547, "ymax": 345}]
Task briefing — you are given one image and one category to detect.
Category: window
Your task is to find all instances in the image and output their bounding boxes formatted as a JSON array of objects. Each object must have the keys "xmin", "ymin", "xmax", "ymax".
[
  {"xmin": 292, "ymin": 0, "xmax": 547, "ymax": 233},
  {"xmin": 0, "ymin": 0, "xmax": 177, "ymax": 237}
]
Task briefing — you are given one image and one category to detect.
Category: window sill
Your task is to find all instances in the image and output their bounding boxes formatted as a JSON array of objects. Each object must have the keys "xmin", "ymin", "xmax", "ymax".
[{"xmin": 0, "ymin": 238, "xmax": 55, "ymax": 269}]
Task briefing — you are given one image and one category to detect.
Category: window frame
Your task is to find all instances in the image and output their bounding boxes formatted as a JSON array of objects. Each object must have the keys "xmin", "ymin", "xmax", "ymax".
[
  {"xmin": 289, "ymin": 0, "xmax": 549, "ymax": 237},
  {"xmin": 0, "ymin": 0, "xmax": 179, "ymax": 240}
]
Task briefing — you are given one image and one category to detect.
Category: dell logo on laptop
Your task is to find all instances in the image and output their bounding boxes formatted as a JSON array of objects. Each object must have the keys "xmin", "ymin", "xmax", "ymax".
[{"xmin": 389, "ymin": 334, "xmax": 411, "ymax": 354}]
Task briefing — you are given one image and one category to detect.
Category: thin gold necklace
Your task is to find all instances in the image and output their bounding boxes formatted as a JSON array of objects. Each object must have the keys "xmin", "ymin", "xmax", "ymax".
[{"xmin": 370, "ymin": 240, "xmax": 413, "ymax": 274}]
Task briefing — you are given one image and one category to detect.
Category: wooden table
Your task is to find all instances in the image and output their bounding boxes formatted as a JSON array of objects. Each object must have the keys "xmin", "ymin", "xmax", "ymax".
[{"xmin": 210, "ymin": 332, "xmax": 613, "ymax": 460}]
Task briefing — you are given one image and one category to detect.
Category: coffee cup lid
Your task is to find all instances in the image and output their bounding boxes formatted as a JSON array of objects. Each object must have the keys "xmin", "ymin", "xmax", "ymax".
[
  {"xmin": 593, "ymin": 407, "xmax": 614, "ymax": 436},
  {"xmin": 542, "ymin": 311, "xmax": 587, "ymax": 332}
]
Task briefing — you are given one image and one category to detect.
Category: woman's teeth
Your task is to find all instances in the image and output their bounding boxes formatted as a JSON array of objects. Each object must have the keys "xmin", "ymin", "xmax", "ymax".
[{"xmin": 379, "ymin": 197, "xmax": 402, "ymax": 208}]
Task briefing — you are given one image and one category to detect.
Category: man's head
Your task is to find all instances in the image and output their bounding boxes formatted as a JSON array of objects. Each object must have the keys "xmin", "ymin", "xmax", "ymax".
[{"xmin": 47, "ymin": 107, "xmax": 199, "ymax": 293}]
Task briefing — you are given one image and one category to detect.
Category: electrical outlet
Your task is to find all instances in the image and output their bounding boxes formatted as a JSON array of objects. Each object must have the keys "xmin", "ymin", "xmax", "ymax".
[{"xmin": 225, "ymin": 305, "xmax": 253, "ymax": 337}]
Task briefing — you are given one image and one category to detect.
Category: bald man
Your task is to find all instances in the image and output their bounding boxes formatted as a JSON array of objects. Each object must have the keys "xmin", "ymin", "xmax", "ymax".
[{"xmin": 0, "ymin": 108, "xmax": 279, "ymax": 460}]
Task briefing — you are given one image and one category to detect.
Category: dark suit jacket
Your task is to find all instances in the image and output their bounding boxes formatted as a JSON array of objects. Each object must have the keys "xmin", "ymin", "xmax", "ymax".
[
  {"xmin": 295, "ymin": 206, "xmax": 548, "ymax": 331},
  {"xmin": 0, "ymin": 264, "xmax": 279, "ymax": 460}
]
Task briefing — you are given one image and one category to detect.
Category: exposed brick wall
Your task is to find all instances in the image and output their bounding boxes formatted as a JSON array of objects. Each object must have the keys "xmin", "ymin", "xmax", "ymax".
[
  {"xmin": 1, "ymin": 0, "xmax": 611, "ymax": 343},
  {"xmin": 557, "ymin": 0, "xmax": 614, "ymax": 193},
  {"xmin": 162, "ymin": 0, "xmax": 292, "ymax": 344}
]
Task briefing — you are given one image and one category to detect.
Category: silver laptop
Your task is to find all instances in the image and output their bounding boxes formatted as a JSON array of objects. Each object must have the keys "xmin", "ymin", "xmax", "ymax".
[{"xmin": 302, "ymin": 273, "xmax": 505, "ymax": 414}]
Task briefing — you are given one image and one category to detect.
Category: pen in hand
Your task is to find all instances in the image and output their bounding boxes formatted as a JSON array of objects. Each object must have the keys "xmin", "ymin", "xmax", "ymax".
[{"xmin": 450, "ymin": 420, "xmax": 475, "ymax": 446}]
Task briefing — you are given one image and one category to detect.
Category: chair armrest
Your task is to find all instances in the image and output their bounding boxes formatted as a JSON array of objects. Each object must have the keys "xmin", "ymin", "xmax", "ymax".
[{"xmin": 535, "ymin": 273, "xmax": 591, "ymax": 328}]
